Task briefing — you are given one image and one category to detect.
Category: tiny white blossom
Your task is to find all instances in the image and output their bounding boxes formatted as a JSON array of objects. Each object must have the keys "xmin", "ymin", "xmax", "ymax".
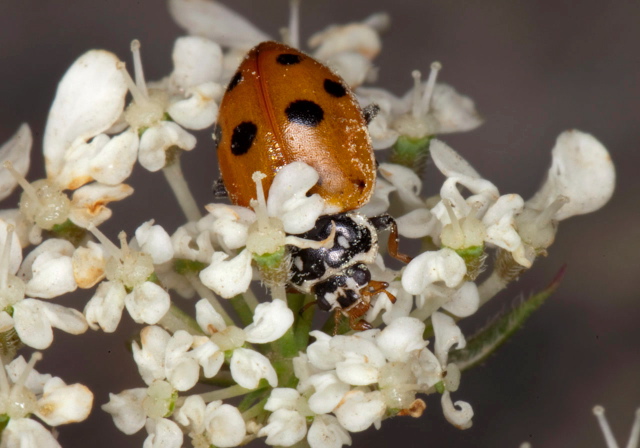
[
  {"xmin": 244, "ymin": 299, "xmax": 294, "ymax": 344},
  {"xmin": 307, "ymin": 414, "xmax": 352, "ymax": 448},
  {"xmin": 102, "ymin": 388, "xmax": 148, "ymax": 435},
  {"xmin": 230, "ymin": 348, "xmax": 278, "ymax": 389}
]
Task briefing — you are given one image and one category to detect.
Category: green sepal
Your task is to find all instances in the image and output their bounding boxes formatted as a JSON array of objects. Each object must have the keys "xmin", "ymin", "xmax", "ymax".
[
  {"xmin": 49, "ymin": 219, "xmax": 87, "ymax": 247},
  {"xmin": 174, "ymin": 258, "xmax": 208, "ymax": 275},
  {"xmin": 390, "ymin": 135, "xmax": 433, "ymax": 175},
  {"xmin": 449, "ymin": 266, "xmax": 567, "ymax": 371},
  {"xmin": 0, "ymin": 414, "xmax": 9, "ymax": 433},
  {"xmin": 455, "ymin": 245, "xmax": 484, "ymax": 261},
  {"xmin": 434, "ymin": 381, "xmax": 445, "ymax": 394},
  {"xmin": 253, "ymin": 247, "xmax": 286, "ymax": 270},
  {"xmin": 165, "ymin": 389, "xmax": 179, "ymax": 417},
  {"xmin": 146, "ymin": 271, "xmax": 160, "ymax": 285}
]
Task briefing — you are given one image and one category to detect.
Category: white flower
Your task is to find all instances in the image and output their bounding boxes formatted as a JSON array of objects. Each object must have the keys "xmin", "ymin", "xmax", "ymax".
[
  {"xmin": 200, "ymin": 162, "xmax": 330, "ymax": 299},
  {"xmin": 82, "ymin": 226, "xmax": 170, "ymax": 329},
  {"xmin": 0, "ymin": 123, "xmax": 32, "ymax": 201},
  {"xmin": 402, "ymin": 248, "xmax": 467, "ymax": 295},
  {"xmin": 18, "ymin": 239, "xmax": 77, "ymax": 299},
  {"xmin": 308, "ymin": 13, "xmax": 387, "ymax": 87},
  {"xmin": 527, "ymin": 130, "xmax": 615, "ymax": 221},
  {"xmin": 259, "ymin": 390, "xmax": 308, "ymax": 447},
  {"xmin": 132, "ymin": 326, "xmax": 222, "ymax": 391},
  {"xmin": 169, "ymin": 0, "xmax": 270, "ymax": 49},
  {"xmin": 0, "ymin": 353, "xmax": 93, "ymax": 447},
  {"xmin": 244, "ymin": 299, "xmax": 294, "ymax": 344},
  {"xmin": 375, "ymin": 317, "xmax": 428, "ymax": 363},
  {"xmin": 205, "ymin": 402, "xmax": 247, "ymax": 447},
  {"xmin": 230, "ymin": 348, "xmax": 278, "ymax": 389},
  {"xmin": 358, "ymin": 62, "xmax": 481, "ymax": 148},
  {"xmin": 307, "ymin": 414, "xmax": 352, "ymax": 448},
  {"xmin": 334, "ymin": 389, "xmax": 386, "ymax": 432},
  {"xmin": 102, "ymin": 388, "xmax": 148, "ymax": 434},
  {"xmin": 143, "ymin": 417, "xmax": 183, "ymax": 448}
]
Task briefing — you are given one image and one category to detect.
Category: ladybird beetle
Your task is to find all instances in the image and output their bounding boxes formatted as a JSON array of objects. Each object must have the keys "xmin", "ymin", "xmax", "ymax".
[
  {"xmin": 215, "ymin": 41, "xmax": 375, "ymax": 213},
  {"xmin": 215, "ymin": 41, "xmax": 410, "ymax": 330}
]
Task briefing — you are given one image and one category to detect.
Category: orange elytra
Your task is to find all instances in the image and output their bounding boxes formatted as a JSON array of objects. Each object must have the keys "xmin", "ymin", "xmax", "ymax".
[{"xmin": 215, "ymin": 41, "xmax": 375, "ymax": 213}]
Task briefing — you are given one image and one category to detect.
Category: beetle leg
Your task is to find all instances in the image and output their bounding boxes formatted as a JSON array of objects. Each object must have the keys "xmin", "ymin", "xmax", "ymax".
[{"xmin": 369, "ymin": 213, "xmax": 412, "ymax": 264}]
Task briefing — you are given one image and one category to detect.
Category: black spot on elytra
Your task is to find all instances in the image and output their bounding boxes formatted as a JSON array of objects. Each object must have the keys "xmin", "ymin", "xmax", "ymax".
[
  {"xmin": 227, "ymin": 71, "xmax": 243, "ymax": 92},
  {"xmin": 276, "ymin": 53, "xmax": 302, "ymax": 65},
  {"xmin": 231, "ymin": 122, "xmax": 257, "ymax": 155},
  {"xmin": 356, "ymin": 180, "xmax": 366, "ymax": 190},
  {"xmin": 286, "ymin": 100, "xmax": 324, "ymax": 127},
  {"xmin": 324, "ymin": 79, "xmax": 347, "ymax": 98}
]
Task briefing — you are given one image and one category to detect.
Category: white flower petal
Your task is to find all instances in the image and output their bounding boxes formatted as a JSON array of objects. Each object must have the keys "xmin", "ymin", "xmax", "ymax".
[
  {"xmin": 334, "ymin": 390, "xmax": 386, "ymax": 432},
  {"xmin": 135, "ymin": 221, "xmax": 175, "ymax": 265},
  {"xmin": 133, "ymin": 326, "xmax": 171, "ymax": 385},
  {"xmin": 168, "ymin": 82, "xmax": 222, "ymax": 130},
  {"xmin": 244, "ymin": 299, "xmax": 294, "ymax": 344},
  {"xmin": 230, "ymin": 348, "xmax": 277, "ymax": 389},
  {"xmin": 36, "ymin": 381, "xmax": 93, "ymax": 426},
  {"xmin": 6, "ymin": 356, "xmax": 52, "ymax": 394},
  {"xmin": 378, "ymin": 163, "xmax": 424, "ymax": 208},
  {"xmin": 205, "ymin": 403, "xmax": 247, "ymax": 448},
  {"xmin": 84, "ymin": 280, "xmax": 126, "ymax": 332},
  {"xmin": 13, "ymin": 300, "xmax": 86, "ymax": 349},
  {"xmin": 44, "ymin": 50, "xmax": 127, "ymax": 180},
  {"xmin": 401, "ymin": 248, "xmax": 466, "ymax": 295},
  {"xmin": 199, "ymin": 249, "xmax": 252, "ymax": 299},
  {"xmin": 308, "ymin": 414, "xmax": 351, "ymax": 448},
  {"xmin": 429, "ymin": 84, "xmax": 482, "ymax": 134},
  {"xmin": 138, "ymin": 121, "xmax": 197, "ymax": 172},
  {"xmin": 168, "ymin": 0, "xmax": 270, "ymax": 48},
  {"xmin": 69, "ymin": 183, "xmax": 134, "ymax": 228},
  {"xmin": 143, "ymin": 418, "xmax": 183, "ymax": 448},
  {"xmin": 375, "ymin": 317, "xmax": 428, "ymax": 362},
  {"xmin": 307, "ymin": 331, "xmax": 343, "ymax": 371},
  {"xmin": 258, "ymin": 409, "xmax": 307, "ymax": 447},
  {"xmin": 356, "ymin": 178, "xmax": 395, "ymax": 217},
  {"xmin": 125, "ymin": 282, "xmax": 171, "ymax": 325},
  {"xmin": 396, "ymin": 208, "xmax": 440, "ymax": 239},
  {"xmin": 19, "ymin": 239, "xmax": 76, "ymax": 299},
  {"xmin": 307, "ymin": 375, "xmax": 350, "ymax": 415},
  {"xmin": 441, "ymin": 282, "xmax": 479, "ymax": 318},
  {"xmin": 72, "ymin": 241, "xmax": 106, "ymax": 288},
  {"xmin": 195, "ymin": 298, "xmax": 227, "ymax": 334},
  {"xmin": 207, "ymin": 203, "xmax": 254, "ymax": 250},
  {"xmin": 527, "ymin": 130, "xmax": 615, "ymax": 220},
  {"xmin": 323, "ymin": 52, "xmax": 372, "ymax": 88},
  {"xmin": 2, "ymin": 418, "xmax": 61, "ymax": 448},
  {"xmin": 171, "ymin": 37, "xmax": 223, "ymax": 89},
  {"xmin": 266, "ymin": 162, "xmax": 327, "ymax": 235},
  {"xmin": 432, "ymin": 312, "xmax": 466, "ymax": 365},
  {"xmin": 102, "ymin": 389, "xmax": 148, "ymax": 434},
  {"xmin": 264, "ymin": 388, "xmax": 300, "ymax": 412},
  {"xmin": 310, "ymin": 23, "xmax": 381, "ymax": 61},
  {"xmin": 441, "ymin": 391, "xmax": 473, "ymax": 429},
  {"xmin": 190, "ymin": 337, "xmax": 224, "ymax": 378},
  {"xmin": 174, "ymin": 394, "xmax": 205, "ymax": 428},
  {"xmin": 164, "ymin": 330, "xmax": 199, "ymax": 391},
  {"xmin": 89, "ymin": 129, "xmax": 139, "ymax": 185},
  {"xmin": 0, "ymin": 123, "xmax": 32, "ymax": 201}
]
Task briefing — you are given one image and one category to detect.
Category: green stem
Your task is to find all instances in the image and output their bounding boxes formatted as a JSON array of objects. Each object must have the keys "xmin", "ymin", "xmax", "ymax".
[
  {"xmin": 242, "ymin": 397, "xmax": 268, "ymax": 421},
  {"xmin": 230, "ymin": 295, "xmax": 255, "ymax": 327},
  {"xmin": 294, "ymin": 294, "xmax": 315, "ymax": 350},
  {"xmin": 198, "ymin": 384, "xmax": 251, "ymax": 402},
  {"xmin": 158, "ymin": 303, "xmax": 204, "ymax": 335}
]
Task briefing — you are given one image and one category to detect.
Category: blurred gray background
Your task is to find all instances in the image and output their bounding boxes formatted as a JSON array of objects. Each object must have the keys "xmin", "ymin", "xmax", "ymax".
[{"xmin": 0, "ymin": 1, "xmax": 638, "ymax": 447}]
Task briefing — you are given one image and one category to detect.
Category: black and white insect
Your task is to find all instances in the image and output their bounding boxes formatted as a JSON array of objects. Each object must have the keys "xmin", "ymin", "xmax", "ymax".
[{"xmin": 288, "ymin": 213, "xmax": 410, "ymax": 331}]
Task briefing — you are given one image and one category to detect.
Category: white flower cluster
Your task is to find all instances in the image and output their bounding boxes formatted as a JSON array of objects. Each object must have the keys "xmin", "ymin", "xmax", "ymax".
[{"xmin": 0, "ymin": 0, "xmax": 616, "ymax": 446}]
